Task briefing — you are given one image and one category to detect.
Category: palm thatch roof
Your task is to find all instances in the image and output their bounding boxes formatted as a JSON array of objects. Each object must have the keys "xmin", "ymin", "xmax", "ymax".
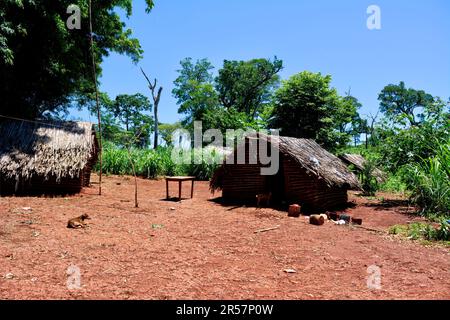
[
  {"xmin": 211, "ymin": 133, "xmax": 361, "ymax": 191},
  {"xmin": 0, "ymin": 120, "xmax": 98, "ymax": 182},
  {"xmin": 340, "ymin": 153, "xmax": 387, "ymax": 183}
]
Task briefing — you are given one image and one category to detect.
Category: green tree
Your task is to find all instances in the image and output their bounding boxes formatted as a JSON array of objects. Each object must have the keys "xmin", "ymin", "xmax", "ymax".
[
  {"xmin": 0, "ymin": 0, "xmax": 154, "ymax": 119},
  {"xmin": 350, "ymin": 114, "xmax": 369, "ymax": 147},
  {"xmin": 270, "ymin": 71, "xmax": 355, "ymax": 150},
  {"xmin": 108, "ymin": 94, "xmax": 153, "ymax": 148},
  {"xmin": 378, "ymin": 81, "xmax": 435, "ymax": 127},
  {"xmin": 172, "ymin": 58, "xmax": 220, "ymax": 127},
  {"xmin": 215, "ymin": 57, "xmax": 283, "ymax": 119},
  {"xmin": 379, "ymin": 115, "xmax": 449, "ymax": 172},
  {"xmin": 159, "ymin": 122, "xmax": 183, "ymax": 146}
]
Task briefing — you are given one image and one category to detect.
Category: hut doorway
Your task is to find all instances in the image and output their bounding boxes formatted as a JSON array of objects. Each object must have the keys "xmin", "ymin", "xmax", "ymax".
[{"xmin": 264, "ymin": 161, "xmax": 285, "ymax": 206}]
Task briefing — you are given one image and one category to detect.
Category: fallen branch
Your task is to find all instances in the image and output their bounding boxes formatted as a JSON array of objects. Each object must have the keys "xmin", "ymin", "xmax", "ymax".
[
  {"xmin": 254, "ymin": 225, "xmax": 280, "ymax": 234},
  {"xmin": 352, "ymin": 225, "xmax": 386, "ymax": 234}
]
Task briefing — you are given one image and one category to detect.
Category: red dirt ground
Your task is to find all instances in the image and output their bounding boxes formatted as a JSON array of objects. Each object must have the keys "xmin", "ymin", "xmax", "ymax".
[{"xmin": 1, "ymin": 175, "xmax": 449, "ymax": 300}]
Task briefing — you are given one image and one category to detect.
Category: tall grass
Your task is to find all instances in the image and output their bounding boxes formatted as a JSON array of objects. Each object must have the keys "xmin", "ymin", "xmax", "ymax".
[
  {"xmin": 379, "ymin": 173, "xmax": 408, "ymax": 194},
  {"xmin": 96, "ymin": 143, "xmax": 225, "ymax": 180},
  {"xmin": 402, "ymin": 144, "xmax": 450, "ymax": 217},
  {"xmin": 359, "ymin": 158, "xmax": 380, "ymax": 196}
]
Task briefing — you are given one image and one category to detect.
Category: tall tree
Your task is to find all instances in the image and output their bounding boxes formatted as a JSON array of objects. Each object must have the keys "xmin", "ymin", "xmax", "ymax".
[
  {"xmin": 0, "ymin": 0, "xmax": 154, "ymax": 119},
  {"xmin": 270, "ymin": 71, "xmax": 357, "ymax": 151},
  {"xmin": 215, "ymin": 57, "xmax": 283, "ymax": 119},
  {"xmin": 109, "ymin": 94, "xmax": 153, "ymax": 148},
  {"xmin": 172, "ymin": 58, "xmax": 220, "ymax": 127},
  {"xmin": 141, "ymin": 67, "xmax": 163, "ymax": 149},
  {"xmin": 378, "ymin": 81, "xmax": 435, "ymax": 127},
  {"xmin": 350, "ymin": 114, "xmax": 368, "ymax": 147}
]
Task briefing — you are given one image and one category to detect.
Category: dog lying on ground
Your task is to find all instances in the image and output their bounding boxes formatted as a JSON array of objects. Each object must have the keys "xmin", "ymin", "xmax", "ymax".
[
  {"xmin": 256, "ymin": 192, "xmax": 272, "ymax": 208},
  {"xmin": 67, "ymin": 214, "xmax": 91, "ymax": 229}
]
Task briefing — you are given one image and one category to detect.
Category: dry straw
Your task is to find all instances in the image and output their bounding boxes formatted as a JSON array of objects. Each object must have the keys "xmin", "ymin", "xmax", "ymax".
[{"xmin": 0, "ymin": 120, "xmax": 97, "ymax": 182}]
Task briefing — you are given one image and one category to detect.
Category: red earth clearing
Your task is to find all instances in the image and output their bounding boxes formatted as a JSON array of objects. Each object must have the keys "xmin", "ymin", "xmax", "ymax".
[{"xmin": 1, "ymin": 175, "xmax": 449, "ymax": 299}]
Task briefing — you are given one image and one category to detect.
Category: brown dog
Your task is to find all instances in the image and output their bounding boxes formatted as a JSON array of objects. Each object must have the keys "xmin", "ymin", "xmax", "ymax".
[
  {"xmin": 67, "ymin": 214, "xmax": 91, "ymax": 229},
  {"xmin": 256, "ymin": 192, "xmax": 272, "ymax": 208}
]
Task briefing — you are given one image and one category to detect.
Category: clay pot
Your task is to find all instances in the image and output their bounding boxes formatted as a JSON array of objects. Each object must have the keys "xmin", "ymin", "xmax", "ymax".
[
  {"xmin": 309, "ymin": 215, "xmax": 325, "ymax": 226},
  {"xmin": 288, "ymin": 204, "xmax": 301, "ymax": 217}
]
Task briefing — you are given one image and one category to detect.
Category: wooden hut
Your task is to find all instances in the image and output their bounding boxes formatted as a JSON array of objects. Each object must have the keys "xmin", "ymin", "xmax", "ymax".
[
  {"xmin": 0, "ymin": 120, "xmax": 99, "ymax": 195},
  {"xmin": 210, "ymin": 133, "xmax": 360, "ymax": 213},
  {"xmin": 339, "ymin": 153, "xmax": 387, "ymax": 185}
]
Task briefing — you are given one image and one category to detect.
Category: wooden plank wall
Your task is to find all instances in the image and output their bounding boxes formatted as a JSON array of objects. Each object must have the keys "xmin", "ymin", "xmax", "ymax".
[
  {"xmin": 0, "ymin": 175, "xmax": 83, "ymax": 195},
  {"xmin": 222, "ymin": 139, "xmax": 269, "ymax": 201},
  {"xmin": 283, "ymin": 157, "xmax": 348, "ymax": 212},
  {"xmin": 222, "ymin": 164, "xmax": 268, "ymax": 201}
]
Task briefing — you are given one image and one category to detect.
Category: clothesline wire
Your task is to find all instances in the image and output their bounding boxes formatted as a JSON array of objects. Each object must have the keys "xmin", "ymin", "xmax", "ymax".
[{"xmin": 0, "ymin": 114, "xmax": 94, "ymax": 129}]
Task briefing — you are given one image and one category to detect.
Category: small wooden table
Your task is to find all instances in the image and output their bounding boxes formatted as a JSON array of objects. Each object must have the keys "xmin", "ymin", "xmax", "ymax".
[{"xmin": 165, "ymin": 176, "xmax": 196, "ymax": 201}]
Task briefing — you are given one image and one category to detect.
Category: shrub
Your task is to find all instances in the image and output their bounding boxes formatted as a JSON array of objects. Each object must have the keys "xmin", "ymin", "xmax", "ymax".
[
  {"xmin": 401, "ymin": 144, "xmax": 450, "ymax": 217},
  {"xmin": 379, "ymin": 173, "xmax": 408, "ymax": 194},
  {"xmin": 360, "ymin": 158, "xmax": 380, "ymax": 196},
  {"xmin": 389, "ymin": 220, "xmax": 450, "ymax": 242}
]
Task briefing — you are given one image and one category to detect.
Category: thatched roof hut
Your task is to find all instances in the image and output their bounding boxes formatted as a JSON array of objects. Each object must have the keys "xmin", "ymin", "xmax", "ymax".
[
  {"xmin": 211, "ymin": 133, "xmax": 360, "ymax": 213},
  {"xmin": 0, "ymin": 120, "xmax": 98, "ymax": 194},
  {"xmin": 340, "ymin": 153, "xmax": 387, "ymax": 184}
]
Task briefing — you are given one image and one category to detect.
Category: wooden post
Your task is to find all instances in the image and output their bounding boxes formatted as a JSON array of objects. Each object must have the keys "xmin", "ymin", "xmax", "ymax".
[
  {"xmin": 191, "ymin": 180, "xmax": 194, "ymax": 198},
  {"xmin": 89, "ymin": 0, "xmax": 102, "ymax": 196},
  {"xmin": 178, "ymin": 180, "xmax": 182, "ymax": 201},
  {"xmin": 166, "ymin": 179, "xmax": 169, "ymax": 199}
]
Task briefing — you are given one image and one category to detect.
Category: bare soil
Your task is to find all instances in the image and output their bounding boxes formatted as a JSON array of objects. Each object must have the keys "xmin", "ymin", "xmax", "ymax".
[{"xmin": 1, "ymin": 175, "xmax": 449, "ymax": 300}]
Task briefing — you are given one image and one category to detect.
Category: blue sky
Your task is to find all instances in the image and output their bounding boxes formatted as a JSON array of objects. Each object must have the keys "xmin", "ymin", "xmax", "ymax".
[{"xmin": 71, "ymin": 0, "xmax": 450, "ymax": 124}]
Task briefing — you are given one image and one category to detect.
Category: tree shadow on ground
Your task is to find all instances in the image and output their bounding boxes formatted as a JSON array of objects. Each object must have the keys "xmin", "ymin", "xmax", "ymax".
[{"xmin": 363, "ymin": 198, "xmax": 415, "ymax": 215}]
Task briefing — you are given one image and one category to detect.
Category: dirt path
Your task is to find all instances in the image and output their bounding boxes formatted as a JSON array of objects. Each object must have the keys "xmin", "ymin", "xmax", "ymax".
[{"xmin": 1, "ymin": 175, "xmax": 449, "ymax": 299}]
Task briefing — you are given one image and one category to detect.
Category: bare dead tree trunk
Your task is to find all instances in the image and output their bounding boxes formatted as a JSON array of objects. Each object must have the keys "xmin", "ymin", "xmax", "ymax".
[
  {"xmin": 367, "ymin": 111, "xmax": 379, "ymax": 147},
  {"xmin": 89, "ymin": 0, "xmax": 102, "ymax": 196},
  {"xmin": 140, "ymin": 67, "xmax": 163, "ymax": 149},
  {"xmin": 365, "ymin": 132, "xmax": 368, "ymax": 149}
]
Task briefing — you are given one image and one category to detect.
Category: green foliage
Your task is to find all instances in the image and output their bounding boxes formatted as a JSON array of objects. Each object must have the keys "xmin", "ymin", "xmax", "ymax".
[
  {"xmin": 109, "ymin": 93, "xmax": 153, "ymax": 148},
  {"xmin": 183, "ymin": 148, "xmax": 224, "ymax": 180},
  {"xmin": 100, "ymin": 143, "xmax": 182, "ymax": 178},
  {"xmin": 360, "ymin": 158, "xmax": 380, "ymax": 196},
  {"xmin": 0, "ymin": 0, "xmax": 154, "ymax": 119},
  {"xmin": 201, "ymin": 107, "xmax": 248, "ymax": 132},
  {"xmin": 349, "ymin": 113, "xmax": 369, "ymax": 147},
  {"xmin": 378, "ymin": 118, "xmax": 449, "ymax": 172},
  {"xmin": 158, "ymin": 122, "xmax": 183, "ymax": 146},
  {"xmin": 389, "ymin": 220, "xmax": 450, "ymax": 243},
  {"xmin": 172, "ymin": 58, "xmax": 220, "ymax": 127},
  {"xmin": 98, "ymin": 143, "xmax": 225, "ymax": 180},
  {"xmin": 401, "ymin": 145, "xmax": 450, "ymax": 217},
  {"xmin": 95, "ymin": 93, "xmax": 153, "ymax": 148},
  {"xmin": 216, "ymin": 57, "xmax": 283, "ymax": 118},
  {"xmin": 378, "ymin": 81, "xmax": 435, "ymax": 127},
  {"xmin": 270, "ymin": 71, "xmax": 358, "ymax": 151},
  {"xmin": 379, "ymin": 173, "xmax": 407, "ymax": 194},
  {"xmin": 172, "ymin": 57, "xmax": 283, "ymax": 132}
]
